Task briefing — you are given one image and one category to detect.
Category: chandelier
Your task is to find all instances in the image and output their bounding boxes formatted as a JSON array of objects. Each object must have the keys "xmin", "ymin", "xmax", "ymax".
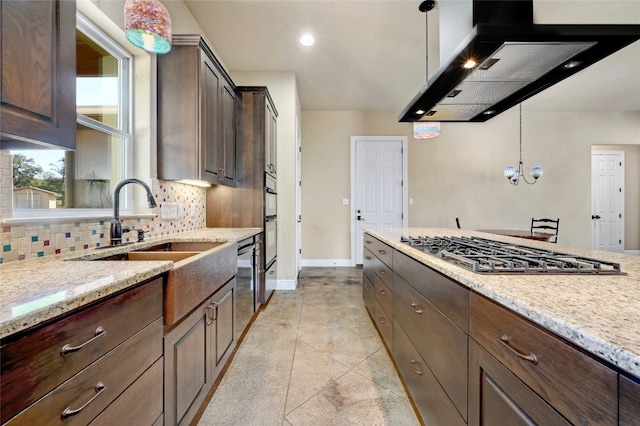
[{"xmin": 504, "ymin": 104, "xmax": 543, "ymax": 186}]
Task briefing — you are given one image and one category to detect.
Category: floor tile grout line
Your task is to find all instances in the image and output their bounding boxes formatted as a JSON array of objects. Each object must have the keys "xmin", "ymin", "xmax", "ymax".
[{"xmin": 280, "ymin": 280, "xmax": 308, "ymax": 425}]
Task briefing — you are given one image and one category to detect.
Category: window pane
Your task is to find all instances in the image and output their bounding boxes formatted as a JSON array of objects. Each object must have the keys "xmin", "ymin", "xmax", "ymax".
[{"xmin": 76, "ymin": 30, "xmax": 120, "ymax": 128}]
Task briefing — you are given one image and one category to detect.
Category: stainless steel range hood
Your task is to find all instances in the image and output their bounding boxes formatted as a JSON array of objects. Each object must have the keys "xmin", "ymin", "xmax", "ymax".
[{"xmin": 399, "ymin": 0, "xmax": 640, "ymax": 122}]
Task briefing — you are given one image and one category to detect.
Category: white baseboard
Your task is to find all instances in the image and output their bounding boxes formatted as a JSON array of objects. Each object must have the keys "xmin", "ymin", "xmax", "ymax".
[
  {"xmin": 301, "ymin": 259, "xmax": 353, "ymax": 267},
  {"xmin": 625, "ymin": 250, "xmax": 640, "ymax": 256},
  {"xmin": 275, "ymin": 279, "xmax": 297, "ymax": 291}
]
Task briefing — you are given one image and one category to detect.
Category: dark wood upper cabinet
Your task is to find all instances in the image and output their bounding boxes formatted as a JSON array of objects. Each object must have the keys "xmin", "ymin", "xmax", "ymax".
[
  {"xmin": 157, "ymin": 35, "xmax": 236, "ymax": 186},
  {"xmin": 0, "ymin": 0, "xmax": 76, "ymax": 150}
]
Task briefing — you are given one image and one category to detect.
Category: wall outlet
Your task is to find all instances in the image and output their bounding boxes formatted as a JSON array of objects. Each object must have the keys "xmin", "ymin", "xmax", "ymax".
[
  {"xmin": 177, "ymin": 204, "xmax": 184, "ymax": 218},
  {"xmin": 161, "ymin": 203, "xmax": 179, "ymax": 220},
  {"xmin": 342, "ymin": 198, "xmax": 349, "ymax": 205}
]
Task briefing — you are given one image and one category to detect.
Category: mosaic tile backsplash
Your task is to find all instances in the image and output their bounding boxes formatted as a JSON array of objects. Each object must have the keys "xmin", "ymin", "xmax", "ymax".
[{"xmin": 0, "ymin": 175, "xmax": 207, "ymax": 264}]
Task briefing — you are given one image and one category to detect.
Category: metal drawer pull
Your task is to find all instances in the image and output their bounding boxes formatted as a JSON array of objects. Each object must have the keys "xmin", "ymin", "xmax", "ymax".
[
  {"xmin": 410, "ymin": 302, "xmax": 423, "ymax": 314},
  {"xmin": 206, "ymin": 303, "xmax": 219, "ymax": 325},
  {"xmin": 499, "ymin": 334, "xmax": 539, "ymax": 365},
  {"xmin": 61, "ymin": 382, "xmax": 106, "ymax": 419},
  {"xmin": 410, "ymin": 360, "xmax": 424, "ymax": 376},
  {"xmin": 377, "ymin": 315, "xmax": 386, "ymax": 324},
  {"xmin": 378, "ymin": 249, "xmax": 386, "ymax": 255},
  {"xmin": 365, "ymin": 256, "xmax": 372, "ymax": 260},
  {"xmin": 365, "ymin": 240, "xmax": 372, "ymax": 244},
  {"xmin": 378, "ymin": 269, "xmax": 386, "ymax": 275},
  {"xmin": 364, "ymin": 285, "xmax": 371, "ymax": 290},
  {"xmin": 379, "ymin": 289, "xmax": 386, "ymax": 295},
  {"xmin": 61, "ymin": 327, "xmax": 106, "ymax": 356}
]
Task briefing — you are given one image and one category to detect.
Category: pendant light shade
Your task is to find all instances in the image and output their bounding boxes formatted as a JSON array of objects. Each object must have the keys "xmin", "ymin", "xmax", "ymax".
[{"xmin": 124, "ymin": 0, "xmax": 172, "ymax": 54}]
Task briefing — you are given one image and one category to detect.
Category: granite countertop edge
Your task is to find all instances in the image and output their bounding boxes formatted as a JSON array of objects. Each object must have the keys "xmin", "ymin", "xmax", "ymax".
[
  {"xmin": 0, "ymin": 227, "xmax": 262, "ymax": 340},
  {"xmin": 366, "ymin": 227, "xmax": 640, "ymax": 379}
]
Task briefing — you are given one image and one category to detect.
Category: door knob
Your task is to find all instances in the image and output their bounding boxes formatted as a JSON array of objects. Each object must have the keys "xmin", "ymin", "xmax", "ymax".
[
  {"xmin": 592, "ymin": 215, "xmax": 601, "ymax": 219},
  {"xmin": 357, "ymin": 216, "xmax": 364, "ymax": 221}
]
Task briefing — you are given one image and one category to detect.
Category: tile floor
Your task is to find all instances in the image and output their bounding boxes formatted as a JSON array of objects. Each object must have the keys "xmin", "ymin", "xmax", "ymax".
[{"xmin": 197, "ymin": 267, "xmax": 421, "ymax": 426}]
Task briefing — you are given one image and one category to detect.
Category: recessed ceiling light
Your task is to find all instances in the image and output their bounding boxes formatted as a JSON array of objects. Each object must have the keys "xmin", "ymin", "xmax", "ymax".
[
  {"xmin": 300, "ymin": 34, "xmax": 314, "ymax": 46},
  {"xmin": 462, "ymin": 59, "xmax": 477, "ymax": 69},
  {"xmin": 415, "ymin": 109, "xmax": 426, "ymax": 115}
]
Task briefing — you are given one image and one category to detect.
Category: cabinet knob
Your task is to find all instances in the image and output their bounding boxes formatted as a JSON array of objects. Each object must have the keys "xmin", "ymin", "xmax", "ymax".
[{"xmin": 410, "ymin": 302, "xmax": 423, "ymax": 315}]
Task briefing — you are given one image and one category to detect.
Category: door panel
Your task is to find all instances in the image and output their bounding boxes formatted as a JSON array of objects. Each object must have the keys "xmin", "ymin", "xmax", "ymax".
[
  {"xmin": 354, "ymin": 137, "xmax": 405, "ymax": 263},
  {"xmin": 591, "ymin": 152, "xmax": 624, "ymax": 252}
]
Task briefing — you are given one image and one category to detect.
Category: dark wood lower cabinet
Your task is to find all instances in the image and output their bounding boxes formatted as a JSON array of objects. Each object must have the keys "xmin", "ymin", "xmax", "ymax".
[
  {"xmin": 469, "ymin": 339, "xmax": 571, "ymax": 426},
  {"xmin": 164, "ymin": 278, "xmax": 236, "ymax": 426},
  {"xmin": 393, "ymin": 322, "xmax": 465, "ymax": 426},
  {"xmin": 620, "ymin": 375, "xmax": 640, "ymax": 426}
]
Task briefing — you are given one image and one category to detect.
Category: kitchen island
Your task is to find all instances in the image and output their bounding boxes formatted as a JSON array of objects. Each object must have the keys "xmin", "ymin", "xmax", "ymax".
[{"xmin": 364, "ymin": 227, "xmax": 640, "ymax": 426}]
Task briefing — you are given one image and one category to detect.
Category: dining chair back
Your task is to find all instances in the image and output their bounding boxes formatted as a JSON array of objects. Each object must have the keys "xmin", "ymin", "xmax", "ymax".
[{"xmin": 531, "ymin": 218, "xmax": 559, "ymax": 243}]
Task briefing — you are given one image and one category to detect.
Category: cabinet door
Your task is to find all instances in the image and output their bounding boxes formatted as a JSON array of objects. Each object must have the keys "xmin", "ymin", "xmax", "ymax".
[
  {"xmin": 0, "ymin": 0, "xmax": 76, "ymax": 149},
  {"xmin": 164, "ymin": 305, "xmax": 212, "ymax": 426},
  {"xmin": 202, "ymin": 54, "xmax": 221, "ymax": 183},
  {"xmin": 211, "ymin": 279, "xmax": 235, "ymax": 369},
  {"xmin": 221, "ymin": 83, "xmax": 236, "ymax": 185},
  {"xmin": 469, "ymin": 339, "xmax": 571, "ymax": 426},
  {"xmin": 265, "ymin": 99, "xmax": 277, "ymax": 176},
  {"xmin": 620, "ymin": 375, "xmax": 640, "ymax": 426}
]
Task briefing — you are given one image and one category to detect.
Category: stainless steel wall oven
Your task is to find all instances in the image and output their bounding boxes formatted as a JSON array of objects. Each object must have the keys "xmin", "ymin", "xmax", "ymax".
[{"xmin": 263, "ymin": 174, "xmax": 277, "ymax": 302}]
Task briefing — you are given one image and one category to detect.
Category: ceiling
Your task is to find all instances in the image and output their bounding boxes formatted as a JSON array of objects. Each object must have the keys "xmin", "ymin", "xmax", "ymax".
[{"xmin": 182, "ymin": 0, "xmax": 640, "ymax": 115}]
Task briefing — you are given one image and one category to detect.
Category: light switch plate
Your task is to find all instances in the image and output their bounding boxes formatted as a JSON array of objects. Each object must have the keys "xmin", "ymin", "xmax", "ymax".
[{"xmin": 342, "ymin": 198, "xmax": 349, "ymax": 205}]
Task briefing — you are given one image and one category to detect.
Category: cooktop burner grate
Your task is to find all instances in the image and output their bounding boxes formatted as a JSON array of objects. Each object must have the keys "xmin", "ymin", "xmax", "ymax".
[{"xmin": 400, "ymin": 236, "xmax": 625, "ymax": 275}]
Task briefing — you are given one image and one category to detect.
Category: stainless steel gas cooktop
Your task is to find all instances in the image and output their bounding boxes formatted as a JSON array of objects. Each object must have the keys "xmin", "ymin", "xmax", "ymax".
[{"xmin": 400, "ymin": 236, "xmax": 625, "ymax": 275}]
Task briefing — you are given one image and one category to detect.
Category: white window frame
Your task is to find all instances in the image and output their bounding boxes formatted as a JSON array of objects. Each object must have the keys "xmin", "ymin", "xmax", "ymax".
[{"xmin": 12, "ymin": 12, "xmax": 133, "ymax": 220}]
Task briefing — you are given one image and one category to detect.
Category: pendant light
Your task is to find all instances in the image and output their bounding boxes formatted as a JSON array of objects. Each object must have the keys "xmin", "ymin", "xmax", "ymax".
[
  {"xmin": 504, "ymin": 104, "xmax": 543, "ymax": 186},
  {"xmin": 124, "ymin": 0, "xmax": 172, "ymax": 54}
]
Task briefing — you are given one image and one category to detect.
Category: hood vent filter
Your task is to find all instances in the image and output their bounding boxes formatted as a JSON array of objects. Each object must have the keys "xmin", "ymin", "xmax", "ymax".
[{"xmin": 419, "ymin": 41, "xmax": 596, "ymax": 121}]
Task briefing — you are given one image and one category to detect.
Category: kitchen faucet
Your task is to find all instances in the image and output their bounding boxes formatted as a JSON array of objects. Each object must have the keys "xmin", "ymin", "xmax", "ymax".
[{"xmin": 110, "ymin": 178, "xmax": 157, "ymax": 246}]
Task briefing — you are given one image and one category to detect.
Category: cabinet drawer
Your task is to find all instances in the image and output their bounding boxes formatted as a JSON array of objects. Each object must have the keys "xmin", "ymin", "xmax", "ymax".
[
  {"xmin": 6, "ymin": 318, "xmax": 163, "ymax": 426},
  {"xmin": 469, "ymin": 293, "xmax": 617, "ymax": 426},
  {"xmin": 393, "ymin": 322, "xmax": 465, "ymax": 426},
  {"xmin": 394, "ymin": 250, "xmax": 467, "ymax": 332},
  {"xmin": 363, "ymin": 234, "xmax": 393, "ymax": 268},
  {"xmin": 394, "ymin": 274, "xmax": 468, "ymax": 419},
  {"xmin": 374, "ymin": 299, "xmax": 392, "ymax": 348},
  {"xmin": 0, "ymin": 277, "xmax": 163, "ymax": 423},
  {"xmin": 373, "ymin": 272, "xmax": 393, "ymax": 320},
  {"xmin": 90, "ymin": 357, "xmax": 164, "ymax": 426},
  {"xmin": 364, "ymin": 247, "xmax": 393, "ymax": 289},
  {"xmin": 362, "ymin": 273, "xmax": 375, "ymax": 317}
]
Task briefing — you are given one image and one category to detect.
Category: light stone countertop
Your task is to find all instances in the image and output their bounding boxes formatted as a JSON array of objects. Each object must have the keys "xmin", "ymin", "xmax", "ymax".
[
  {"xmin": 0, "ymin": 227, "xmax": 261, "ymax": 339},
  {"xmin": 366, "ymin": 227, "xmax": 640, "ymax": 378}
]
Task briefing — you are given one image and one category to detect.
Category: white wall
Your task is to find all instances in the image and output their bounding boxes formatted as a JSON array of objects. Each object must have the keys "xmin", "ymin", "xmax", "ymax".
[{"xmin": 302, "ymin": 108, "xmax": 640, "ymax": 260}]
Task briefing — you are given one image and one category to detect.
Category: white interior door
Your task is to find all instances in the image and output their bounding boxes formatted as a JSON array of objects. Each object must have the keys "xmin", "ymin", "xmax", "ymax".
[
  {"xmin": 591, "ymin": 151, "xmax": 624, "ymax": 252},
  {"xmin": 352, "ymin": 136, "xmax": 407, "ymax": 264}
]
